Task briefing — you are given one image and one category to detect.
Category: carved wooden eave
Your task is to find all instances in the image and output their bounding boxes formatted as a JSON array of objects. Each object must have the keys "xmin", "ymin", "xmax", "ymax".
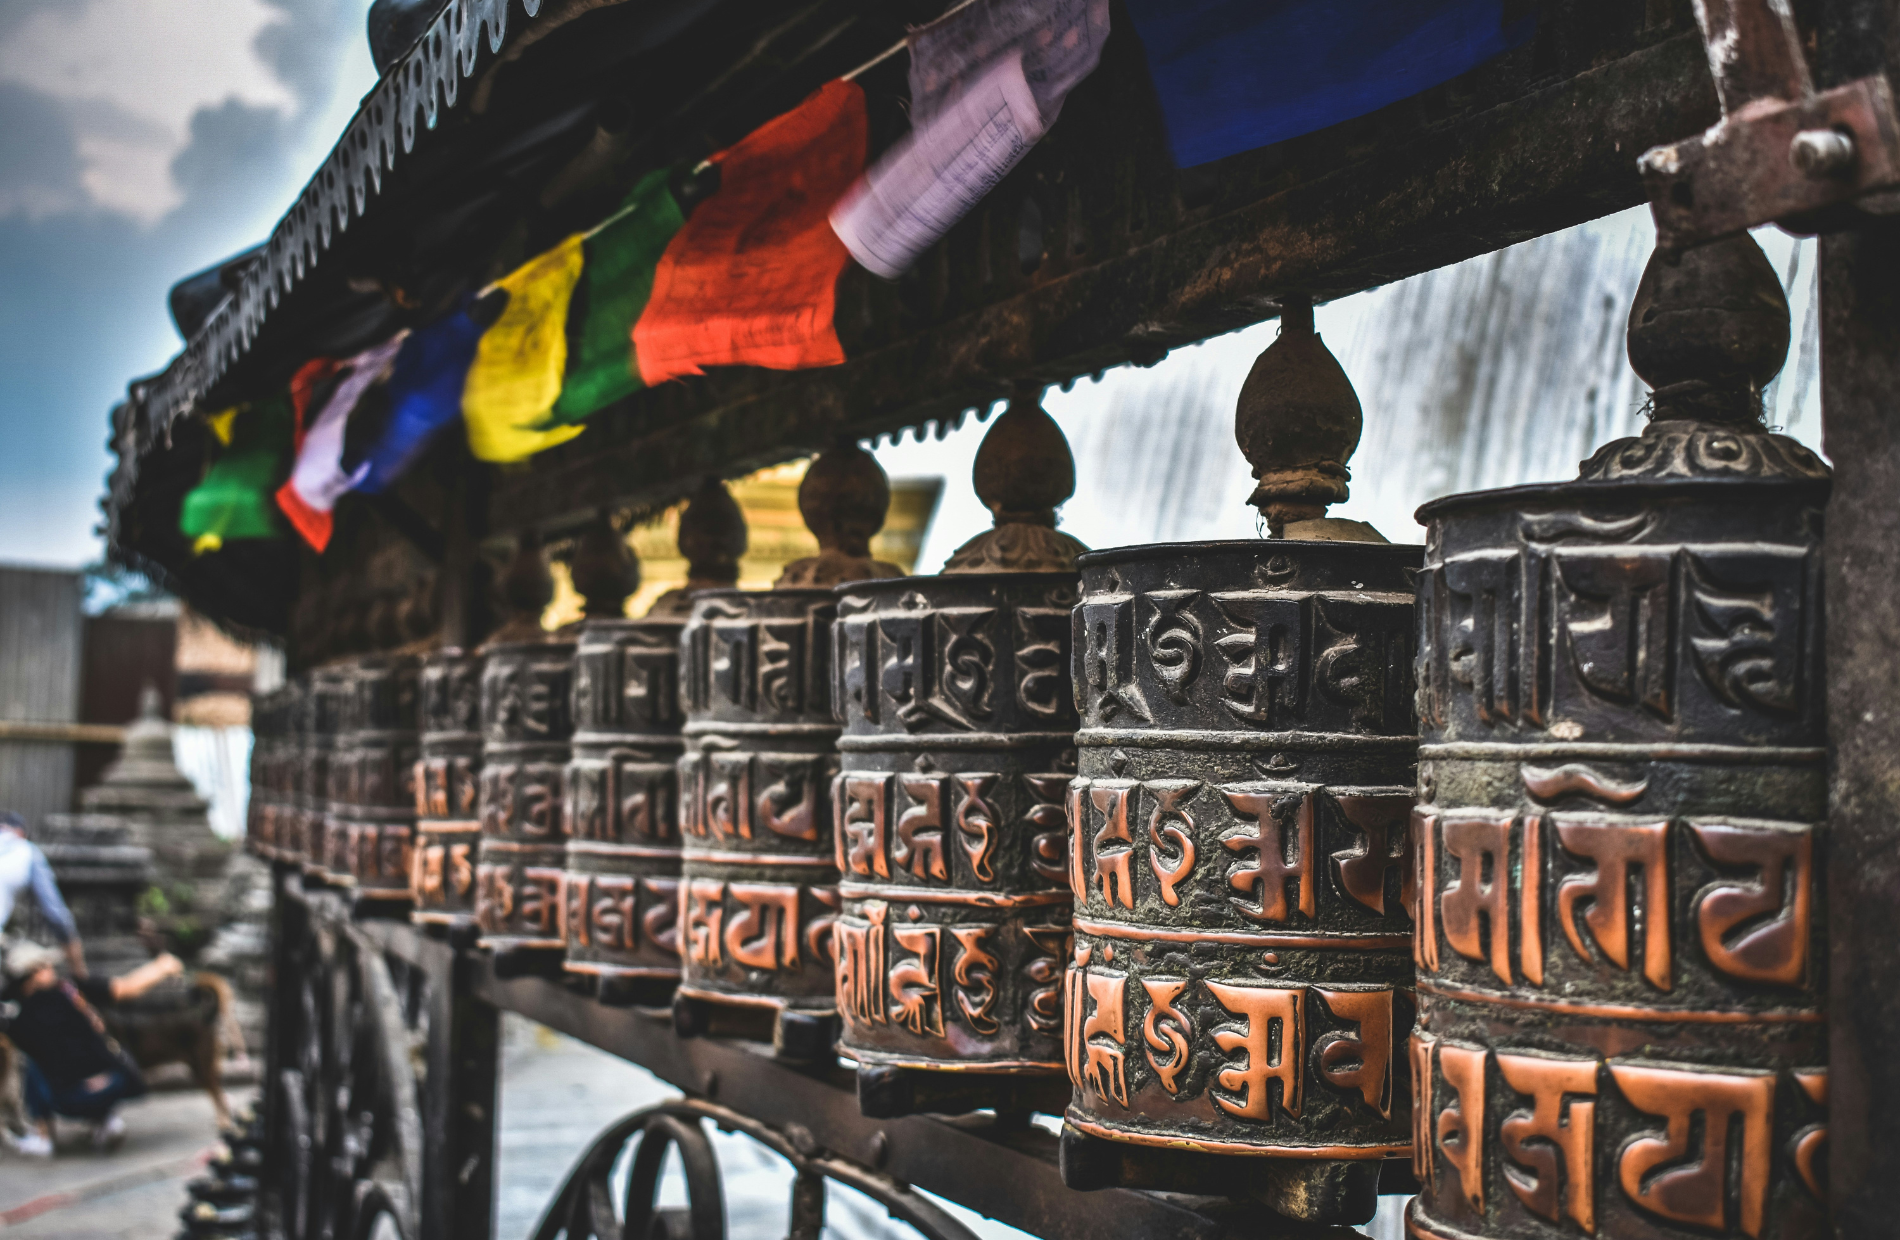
[{"xmin": 105, "ymin": 1, "xmax": 1728, "ymax": 637}]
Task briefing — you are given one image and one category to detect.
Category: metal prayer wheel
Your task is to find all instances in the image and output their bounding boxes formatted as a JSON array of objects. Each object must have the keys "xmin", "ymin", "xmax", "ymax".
[
  {"xmin": 673, "ymin": 449, "xmax": 899, "ymax": 1058},
  {"xmin": 831, "ymin": 395, "xmax": 1087, "ymax": 1116},
  {"xmin": 411, "ymin": 649, "xmax": 484, "ymax": 929},
  {"xmin": 559, "ymin": 513, "xmax": 685, "ymax": 1005},
  {"xmin": 339, "ymin": 654, "xmax": 420, "ymax": 907},
  {"xmin": 304, "ymin": 665, "xmax": 349, "ymax": 881},
  {"xmin": 246, "ymin": 688, "xmax": 285, "ymax": 859},
  {"xmin": 1060, "ymin": 299, "xmax": 1417, "ymax": 1225},
  {"xmin": 281, "ymin": 676, "xmax": 310, "ymax": 866},
  {"xmin": 475, "ymin": 530, "xmax": 574, "ymax": 963},
  {"xmin": 1408, "ymin": 238, "xmax": 1830, "ymax": 1240},
  {"xmin": 474, "ymin": 635, "xmax": 576, "ymax": 959}
]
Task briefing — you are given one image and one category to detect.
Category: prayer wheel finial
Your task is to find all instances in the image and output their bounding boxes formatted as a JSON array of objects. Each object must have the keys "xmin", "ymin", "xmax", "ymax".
[
  {"xmin": 943, "ymin": 386, "xmax": 1090, "ymax": 573},
  {"xmin": 648, "ymin": 477, "xmax": 748, "ymax": 617},
  {"xmin": 1581, "ymin": 232, "xmax": 1827, "ymax": 481},
  {"xmin": 775, "ymin": 440, "xmax": 903, "ymax": 587},
  {"xmin": 1236, "ymin": 295, "xmax": 1385, "ymax": 542},
  {"xmin": 485, "ymin": 528, "xmax": 554, "ymax": 646},
  {"xmin": 569, "ymin": 510, "xmax": 639, "ymax": 619}
]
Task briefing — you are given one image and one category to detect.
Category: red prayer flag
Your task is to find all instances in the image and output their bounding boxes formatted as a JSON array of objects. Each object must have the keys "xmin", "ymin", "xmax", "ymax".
[
  {"xmin": 288, "ymin": 357, "xmax": 341, "ymax": 452},
  {"xmin": 634, "ymin": 79, "xmax": 866, "ymax": 385}
]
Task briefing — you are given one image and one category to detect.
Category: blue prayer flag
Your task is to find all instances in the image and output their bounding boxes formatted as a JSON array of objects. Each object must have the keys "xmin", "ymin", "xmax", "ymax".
[
  {"xmin": 1124, "ymin": 0, "xmax": 1535, "ymax": 168},
  {"xmin": 355, "ymin": 304, "xmax": 488, "ymax": 493}
]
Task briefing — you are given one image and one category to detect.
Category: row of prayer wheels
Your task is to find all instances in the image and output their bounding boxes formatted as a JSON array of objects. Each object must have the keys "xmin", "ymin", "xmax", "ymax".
[{"xmin": 247, "ymin": 233, "xmax": 1829, "ymax": 1235}]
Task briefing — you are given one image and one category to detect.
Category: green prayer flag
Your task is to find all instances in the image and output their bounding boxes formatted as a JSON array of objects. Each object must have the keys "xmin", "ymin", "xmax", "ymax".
[
  {"xmin": 547, "ymin": 168, "xmax": 686, "ymax": 424},
  {"xmin": 179, "ymin": 394, "xmax": 294, "ymax": 551}
]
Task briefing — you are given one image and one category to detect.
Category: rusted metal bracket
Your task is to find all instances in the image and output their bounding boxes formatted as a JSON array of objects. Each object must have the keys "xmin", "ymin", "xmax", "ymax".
[{"xmin": 1641, "ymin": 0, "xmax": 1900, "ymax": 251}]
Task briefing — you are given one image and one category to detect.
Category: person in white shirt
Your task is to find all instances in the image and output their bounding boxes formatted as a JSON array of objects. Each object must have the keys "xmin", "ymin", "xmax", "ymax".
[{"xmin": 0, "ymin": 812, "xmax": 85, "ymax": 978}]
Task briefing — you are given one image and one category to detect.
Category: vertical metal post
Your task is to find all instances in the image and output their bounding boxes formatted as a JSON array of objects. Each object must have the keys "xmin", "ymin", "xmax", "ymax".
[
  {"xmin": 419, "ymin": 938, "xmax": 500, "ymax": 1240},
  {"xmin": 1816, "ymin": 2, "xmax": 1900, "ymax": 1232}
]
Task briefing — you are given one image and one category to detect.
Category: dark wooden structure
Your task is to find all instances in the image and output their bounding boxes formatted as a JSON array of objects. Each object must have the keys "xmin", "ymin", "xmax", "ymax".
[{"xmin": 114, "ymin": 0, "xmax": 1900, "ymax": 1237}]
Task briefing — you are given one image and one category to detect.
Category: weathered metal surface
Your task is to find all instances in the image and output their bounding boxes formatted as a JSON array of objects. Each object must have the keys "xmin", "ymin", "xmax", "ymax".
[
  {"xmin": 474, "ymin": 638, "xmax": 576, "ymax": 954},
  {"xmin": 1408, "ymin": 237, "xmax": 1829, "ymax": 1240},
  {"xmin": 1817, "ymin": 200, "xmax": 1900, "ymax": 1236},
  {"xmin": 338, "ymin": 654, "xmax": 420, "ymax": 905},
  {"xmin": 300, "ymin": 667, "xmax": 348, "ymax": 880},
  {"xmin": 410, "ymin": 649, "xmax": 484, "ymax": 926},
  {"xmin": 561, "ymin": 616, "xmax": 686, "ymax": 999},
  {"xmin": 675, "ymin": 588, "xmax": 841, "ymax": 1022},
  {"xmin": 1642, "ymin": 0, "xmax": 1900, "ymax": 250},
  {"xmin": 247, "ymin": 687, "xmax": 289, "ymax": 860},
  {"xmin": 829, "ymin": 572, "xmax": 1079, "ymax": 1084},
  {"xmin": 1063, "ymin": 539, "xmax": 1420, "ymax": 1174}
]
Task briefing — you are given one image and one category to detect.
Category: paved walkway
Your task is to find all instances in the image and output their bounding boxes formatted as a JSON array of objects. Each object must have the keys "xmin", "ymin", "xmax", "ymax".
[
  {"xmin": 0, "ymin": 1087, "xmax": 233, "ymax": 1238},
  {"xmin": 0, "ymin": 1025, "xmax": 1407, "ymax": 1238}
]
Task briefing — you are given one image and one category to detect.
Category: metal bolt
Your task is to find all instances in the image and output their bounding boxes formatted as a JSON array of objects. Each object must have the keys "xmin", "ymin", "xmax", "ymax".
[{"xmin": 1791, "ymin": 128, "xmax": 1856, "ymax": 178}]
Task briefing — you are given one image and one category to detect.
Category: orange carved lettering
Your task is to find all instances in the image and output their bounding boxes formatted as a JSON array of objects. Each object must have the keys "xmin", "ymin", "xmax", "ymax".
[
  {"xmin": 1080, "ymin": 968, "xmax": 1130, "ymax": 1107},
  {"xmin": 564, "ymin": 874, "xmax": 589, "ymax": 946},
  {"xmin": 1496, "ymin": 1052, "xmax": 1597, "ymax": 1233},
  {"xmin": 1065, "ymin": 783, "xmax": 1090, "ymax": 902},
  {"xmin": 838, "ymin": 776, "xmax": 889, "ymax": 878},
  {"xmin": 1410, "ymin": 1035, "xmax": 1435, "ymax": 1184},
  {"xmin": 755, "ymin": 757, "xmax": 818, "ymax": 842},
  {"xmin": 1090, "ymin": 784, "xmax": 1136, "ymax": 909},
  {"xmin": 1140, "ymin": 976, "xmax": 1191, "ymax": 1094},
  {"xmin": 589, "ymin": 876, "xmax": 638, "ymax": 951},
  {"xmin": 683, "ymin": 880, "xmax": 725, "ymax": 967},
  {"xmin": 1435, "ymin": 1043, "xmax": 1486, "ymax": 1213},
  {"xmin": 723, "ymin": 883, "xmax": 801, "ymax": 970},
  {"xmin": 1557, "ymin": 818, "xmax": 1671, "ymax": 990},
  {"xmin": 643, "ymin": 878, "xmax": 679, "ymax": 955},
  {"xmin": 1690, "ymin": 821, "xmax": 1812, "ymax": 986},
  {"xmin": 1146, "ymin": 780, "xmax": 1198, "ymax": 907},
  {"xmin": 889, "ymin": 925, "xmax": 943, "ymax": 1036},
  {"xmin": 1332, "ymin": 793, "xmax": 1412, "ymax": 916},
  {"xmin": 1314, "ymin": 988, "xmax": 1394, "ymax": 1118},
  {"xmin": 520, "ymin": 868, "xmax": 563, "ymax": 934},
  {"xmin": 1439, "ymin": 813, "xmax": 1514, "ymax": 984},
  {"xmin": 949, "ymin": 925, "xmax": 999, "ymax": 1036},
  {"xmin": 1220, "ymin": 789, "xmax": 1314, "ymax": 923},
  {"xmin": 1521, "ymin": 813, "xmax": 1544, "ymax": 985},
  {"xmin": 1791, "ymin": 1068, "xmax": 1826, "ymax": 1200},
  {"xmin": 953, "ymin": 773, "xmax": 998, "ymax": 882},
  {"xmin": 1206, "ymin": 981, "xmax": 1304, "ymax": 1121},
  {"xmin": 894, "ymin": 774, "xmax": 950, "ymax": 881},
  {"xmin": 1610, "ymin": 1062, "xmax": 1774, "ymax": 1237},
  {"xmin": 1414, "ymin": 810, "xmax": 1439, "ymax": 971}
]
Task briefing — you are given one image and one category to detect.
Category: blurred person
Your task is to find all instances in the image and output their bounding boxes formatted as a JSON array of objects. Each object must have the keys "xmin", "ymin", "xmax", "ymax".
[
  {"xmin": 0, "ymin": 811, "xmax": 85, "ymax": 977},
  {"xmin": 3, "ymin": 942, "xmax": 181, "ymax": 1155}
]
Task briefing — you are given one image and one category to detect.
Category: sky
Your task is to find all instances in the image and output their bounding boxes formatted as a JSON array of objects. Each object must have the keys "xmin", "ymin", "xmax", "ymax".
[{"xmin": 0, "ymin": 0, "xmax": 379, "ymax": 569}]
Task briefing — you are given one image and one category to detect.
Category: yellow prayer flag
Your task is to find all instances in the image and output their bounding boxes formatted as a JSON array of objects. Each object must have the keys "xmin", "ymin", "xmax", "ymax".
[{"xmin": 463, "ymin": 235, "xmax": 588, "ymax": 462}]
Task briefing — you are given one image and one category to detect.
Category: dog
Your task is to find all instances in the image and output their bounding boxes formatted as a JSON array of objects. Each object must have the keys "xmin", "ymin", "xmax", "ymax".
[
  {"xmin": 0, "ymin": 970, "xmax": 245, "ymax": 1135},
  {"xmin": 102, "ymin": 971, "xmax": 244, "ymax": 1127}
]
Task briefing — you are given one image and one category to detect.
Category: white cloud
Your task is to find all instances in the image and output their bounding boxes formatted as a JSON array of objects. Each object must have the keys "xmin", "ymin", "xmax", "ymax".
[{"xmin": 0, "ymin": 0, "xmax": 297, "ymax": 223}]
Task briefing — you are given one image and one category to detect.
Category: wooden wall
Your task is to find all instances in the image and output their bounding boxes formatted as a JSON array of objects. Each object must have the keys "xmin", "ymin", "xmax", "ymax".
[{"xmin": 0, "ymin": 567, "xmax": 83, "ymax": 829}]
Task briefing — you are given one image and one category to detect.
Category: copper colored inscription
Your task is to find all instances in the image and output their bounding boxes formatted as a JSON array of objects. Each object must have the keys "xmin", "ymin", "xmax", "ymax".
[
  {"xmin": 1690, "ymin": 821, "xmax": 1813, "ymax": 986},
  {"xmin": 1495, "ymin": 1052, "xmax": 1598, "ymax": 1233},
  {"xmin": 1609, "ymin": 1062, "xmax": 1774, "ymax": 1237},
  {"xmin": 1556, "ymin": 818, "xmax": 1672, "ymax": 990}
]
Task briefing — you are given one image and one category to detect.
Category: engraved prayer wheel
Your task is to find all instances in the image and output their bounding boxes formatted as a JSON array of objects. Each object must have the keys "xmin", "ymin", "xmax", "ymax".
[
  {"xmin": 1060, "ymin": 299, "xmax": 1418, "ymax": 1226},
  {"xmin": 674, "ymin": 447, "xmax": 900, "ymax": 1058},
  {"xmin": 559, "ymin": 513, "xmax": 685, "ymax": 1005},
  {"xmin": 339, "ymin": 654, "xmax": 420, "ymax": 908},
  {"xmin": 1408, "ymin": 236, "xmax": 1830, "ymax": 1240},
  {"xmin": 412, "ymin": 649, "xmax": 485, "ymax": 929},
  {"xmin": 246, "ymin": 687, "xmax": 285, "ymax": 859},
  {"xmin": 281, "ymin": 676, "xmax": 310, "ymax": 866},
  {"xmin": 305, "ymin": 665, "xmax": 350, "ymax": 882},
  {"xmin": 832, "ymin": 393, "xmax": 1087, "ymax": 1116},
  {"xmin": 474, "ymin": 532, "xmax": 575, "ymax": 965}
]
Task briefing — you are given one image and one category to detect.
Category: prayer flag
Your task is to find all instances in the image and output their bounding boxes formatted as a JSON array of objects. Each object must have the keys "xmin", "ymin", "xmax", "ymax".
[
  {"xmin": 908, "ymin": 0, "xmax": 1110, "ymax": 129},
  {"xmin": 833, "ymin": 0, "xmax": 1107, "ymax": 279},
  {"xmin": 463, "ymin": 236, "xmax": 589, "ymax": 462},
  {"xmin": 547, "ymin": 169, "xmax": 685, "ymax": 424},
  {"xmin": 288, "ymin": 356, "xmax": 341, "ymax": 451},
  {"xmin": 1124, "ymin": 0, "xmax": 1535, "ymax": 168},
  {"xmin": 634, "ymin": 79, "xmax": 866, "ymax": 385},
  {"xmin": 356, "ymin": 303, "xmax": 489, "ymax": 493},
  {"xmin": 275, "ymin": 334, "xmax": 406, "ymax": 552},
  {"xmin": 179, "ymin": 395, "xmax": 294, "ymax": 553}
]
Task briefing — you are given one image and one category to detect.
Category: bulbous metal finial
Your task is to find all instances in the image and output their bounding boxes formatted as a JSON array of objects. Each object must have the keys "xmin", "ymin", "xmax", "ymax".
[
  {"xmin": 1579, "ymin": 233, "xmax": 1828, "ymax": 482},
  {"xmin": 647, "ymin": 476, "xmax": 749, "ymax": 617},
  {"xmin": 484, "ymin": 528, "xmax": 555, "ymax": 646},
  {"xmin": 943, "ymin": 387, "xmax": 1090, "ymax": 573},
  {"xmin": 1236, "ymin": 296, "xmax": 1386, "ymax": 542},
  {"xmin": 569, "ymin": 510, "xmax": 640, "ymax": 619},
  {"xmin": 775, "ymin": 441, "xmax": 904, "ymax": 588}
]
